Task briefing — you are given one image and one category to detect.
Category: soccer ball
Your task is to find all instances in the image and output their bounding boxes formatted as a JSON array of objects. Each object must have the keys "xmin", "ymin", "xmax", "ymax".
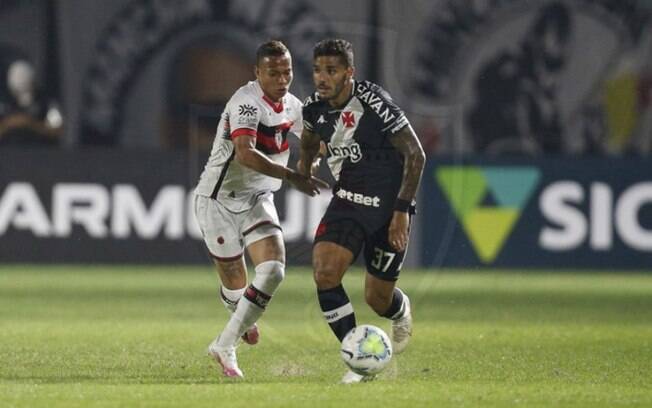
[{"xmin": 340, "ymin": 324, "xmax": 392, "ymax": 375}]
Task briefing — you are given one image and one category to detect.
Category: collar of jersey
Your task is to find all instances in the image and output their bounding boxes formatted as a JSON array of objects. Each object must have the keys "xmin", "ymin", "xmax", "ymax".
[
  {"xmin": 253, "ymin": 80, "xmax": 284, "ymax": 113},
  {"xmin": 262, "ymin": 94, "xmax": 284, "ymax": 113}
]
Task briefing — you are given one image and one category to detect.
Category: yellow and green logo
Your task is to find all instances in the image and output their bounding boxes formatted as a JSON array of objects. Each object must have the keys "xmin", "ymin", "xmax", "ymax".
[{"xmin": 436, "ymin": 166, "xmax": 541, "ymax": 263}]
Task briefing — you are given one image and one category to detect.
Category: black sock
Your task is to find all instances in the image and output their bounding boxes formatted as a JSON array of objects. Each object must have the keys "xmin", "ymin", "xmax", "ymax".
[
  {"xmin": 317, "ymin": 284, "xmax": 356, "ymax": 342},
  {"xmin": 381, "ymin": 288, "xmax": 405, "ymax": 319}
]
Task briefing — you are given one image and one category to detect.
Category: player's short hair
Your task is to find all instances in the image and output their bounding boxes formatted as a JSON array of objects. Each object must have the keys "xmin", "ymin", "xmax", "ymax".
[
  {"xmin": 256, "ymin": 40, "xmax": 290, "ymax": 65},
  {"xmin": 313, "ymin": 39, "xmax": 354, "ymax": 68}
]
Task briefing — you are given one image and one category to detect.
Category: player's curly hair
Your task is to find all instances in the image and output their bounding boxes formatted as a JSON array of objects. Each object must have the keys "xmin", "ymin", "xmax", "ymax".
[
  {"xmin": 256, "ymin": 40, "xmax": 290, "ymax": 65},
  {"xmin": 313, "ymin": 39, "xmax": 354, "ymax": 68}
]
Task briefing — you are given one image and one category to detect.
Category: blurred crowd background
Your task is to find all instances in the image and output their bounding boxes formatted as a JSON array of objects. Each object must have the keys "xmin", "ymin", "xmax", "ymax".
[
  {"xmin": 2, "ymin": 0, "xmax": 652, "ymax": 268},
  {"xmin": 2, "ymin": 0, "xmax": 652, "ymax": 155}
]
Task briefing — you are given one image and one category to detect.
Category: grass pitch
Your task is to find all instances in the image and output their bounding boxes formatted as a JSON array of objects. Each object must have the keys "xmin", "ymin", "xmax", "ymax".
[{"xmin": 1, "ymin": 265, "xmax": 651, "ymax": 407}]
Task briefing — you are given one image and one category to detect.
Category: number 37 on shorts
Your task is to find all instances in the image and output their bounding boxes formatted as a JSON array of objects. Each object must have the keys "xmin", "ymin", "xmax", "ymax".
[{"xmin": 366, "ymin": 246, "xmax": 405, "ymax": 281}]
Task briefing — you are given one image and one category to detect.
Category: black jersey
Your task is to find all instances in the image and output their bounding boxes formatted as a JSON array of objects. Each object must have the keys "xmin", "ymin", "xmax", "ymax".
[{"xmin": 303, "ymin": 80, "xmax": 410, "ymax": 232}]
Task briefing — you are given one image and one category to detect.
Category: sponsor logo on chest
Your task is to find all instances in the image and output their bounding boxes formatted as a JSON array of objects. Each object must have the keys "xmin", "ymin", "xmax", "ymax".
[
  {"xmin": 327, "ymin": 142, "xmax": 362, "ymax": 163},
  {"xmin": 336, "ymin": 188, "xmax": 381, "ymax": 207}
]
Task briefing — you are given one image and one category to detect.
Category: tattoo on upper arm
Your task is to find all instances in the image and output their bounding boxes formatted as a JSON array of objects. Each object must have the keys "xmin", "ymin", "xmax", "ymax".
[
  {"xmin": 389, "ymin": 125, "xmax": 426, "ymax": 201},
  {"xmin": 390, "ymin": 126, "xmax": 422, "ymax": 156}
]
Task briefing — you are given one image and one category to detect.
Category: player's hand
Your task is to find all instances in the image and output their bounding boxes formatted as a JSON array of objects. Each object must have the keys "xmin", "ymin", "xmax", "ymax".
[
  {"xmin": 388, "ymin": 211, "xmax": 410, "ymax": 251},
  {"xmin": 285, "ymin": 169, "xmax": 330, "ymax": 196}
]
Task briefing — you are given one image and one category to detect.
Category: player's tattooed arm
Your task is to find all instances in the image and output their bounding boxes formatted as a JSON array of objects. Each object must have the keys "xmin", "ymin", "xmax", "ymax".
[
  {"xmin": 389, "ymin": 125, "xmax": 426, "ymax": 203},
  {"xmin": 387, "ymin": 125, "xmax": 425, "ymax": 252},
  {"xmin": 298, "ymin": 128, "xmax": 325, "ymax": 177}
]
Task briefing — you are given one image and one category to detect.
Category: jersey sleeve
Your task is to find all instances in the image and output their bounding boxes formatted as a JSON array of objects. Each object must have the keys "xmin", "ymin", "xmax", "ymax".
[
  {"xmin": 371, "ymin": 83, "xmax": 410, "ymax": 137},
  {"xmin": 302, "ymin": 94, "xmax": 318, "ymax": 133},
  {"xmin": 227, "ymin": 93, "xmax": 262, "ymax": 138},
  {"xmin": 289, "ymin": 96, "xmax": 304, "ymax": 136}
]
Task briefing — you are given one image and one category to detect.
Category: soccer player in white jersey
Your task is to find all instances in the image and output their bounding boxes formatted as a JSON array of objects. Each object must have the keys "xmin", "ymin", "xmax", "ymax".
[{"xmin": 194, "ymin": 40, "xmax": 328, "ymax": 378}]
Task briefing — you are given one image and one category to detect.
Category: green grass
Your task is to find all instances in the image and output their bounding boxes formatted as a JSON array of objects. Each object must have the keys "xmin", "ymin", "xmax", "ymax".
[{"xmin": 1, "ymin": 265, "xmax": 651, "ymax": 407}]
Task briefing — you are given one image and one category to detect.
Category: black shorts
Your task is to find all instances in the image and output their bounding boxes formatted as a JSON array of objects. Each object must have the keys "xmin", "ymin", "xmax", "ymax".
[{"xmin": 314, "ymin": 217, "xmax": 409, "ymax": 282}]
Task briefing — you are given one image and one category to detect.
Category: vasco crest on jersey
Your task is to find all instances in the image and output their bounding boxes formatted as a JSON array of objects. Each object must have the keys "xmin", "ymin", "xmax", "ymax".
[{"xmin": 341, "ymin": 111, "xmax": 356, "ymax": 128}]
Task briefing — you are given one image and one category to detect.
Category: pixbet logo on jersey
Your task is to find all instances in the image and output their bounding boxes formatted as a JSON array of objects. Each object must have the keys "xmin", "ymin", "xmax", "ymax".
[
  {"xmin": 436, "ymin": 166, "xmax": 541, "ymax": 263},
  {"xmin": 327, "ymin": 142, "xmax": 363, "ymax": 163},
  {"xmin": 335, "ymin": 188, "xmax": 381, "ymax": 208}
]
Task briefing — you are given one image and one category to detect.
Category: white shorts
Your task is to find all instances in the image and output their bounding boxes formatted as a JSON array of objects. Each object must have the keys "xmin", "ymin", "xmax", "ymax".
[{"xmin": 194, "ymin": 193, "xmax": 282, "ymax": 261}]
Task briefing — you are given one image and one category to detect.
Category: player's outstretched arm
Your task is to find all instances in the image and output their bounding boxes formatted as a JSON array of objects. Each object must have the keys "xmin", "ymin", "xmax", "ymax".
[
  {"xmin": 387, "ymin": 125, "xmax": 426, "ymax": 251},
  {"xmin": 233, "ymin": 133, "xmax": 328, "ymax": 196},
  {"xmin": 234, "ymin": 133, "xmax": 289, "ymax": 179}
]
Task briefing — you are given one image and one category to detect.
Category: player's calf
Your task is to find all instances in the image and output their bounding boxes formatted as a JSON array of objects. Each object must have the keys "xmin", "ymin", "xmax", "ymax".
[
  {"xmin": 376, "ymin": 287, "xmax": 412, "ymax": 353},
  {"xmin": 220, "ymin": 286, "xmax": 245, "ymax": 313},
  {"xmin": 219, "ymin": 287, "xmax": 260, "ymax": 345},
  {"xmin": 318, "ymin": 284, "xmax": 357, "ymax": 341}
]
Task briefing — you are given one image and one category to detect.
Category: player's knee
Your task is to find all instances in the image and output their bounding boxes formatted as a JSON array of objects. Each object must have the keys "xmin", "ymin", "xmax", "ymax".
[
  {"xmin": 260, "ymin": 260, "xmax": 285, "ymax": 285},
  {"xmin": 313, "ymin": 266, "xmax": 341, "ymax": 289},
  {"xmin": 253, "ymin": 260, "xmax": 285, "ymax": 294},
  {"xmin": 313, "ymin": 255, "xmax": 345, "ymax": 289}
]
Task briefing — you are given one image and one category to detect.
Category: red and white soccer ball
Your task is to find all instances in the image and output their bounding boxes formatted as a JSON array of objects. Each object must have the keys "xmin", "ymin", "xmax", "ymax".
[{"xmin": 340, "ymin": 324, "xmax": 393, "ymax": 375}]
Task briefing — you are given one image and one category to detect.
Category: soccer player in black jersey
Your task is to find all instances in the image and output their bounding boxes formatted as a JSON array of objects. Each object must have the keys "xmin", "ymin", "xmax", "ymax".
[{"xmin": 299, "ymin": 39, "xmax": 426, "ymax": 383}]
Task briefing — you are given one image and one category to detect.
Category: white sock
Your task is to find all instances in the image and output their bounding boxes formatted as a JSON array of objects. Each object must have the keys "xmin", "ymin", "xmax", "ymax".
[
  {"xmin": 220, "ymin": 286, "xmax": 245, "ymax": 313},
  {"xmin": 217, "ymin": 261, "xmax": 284, "ymax": 347}
]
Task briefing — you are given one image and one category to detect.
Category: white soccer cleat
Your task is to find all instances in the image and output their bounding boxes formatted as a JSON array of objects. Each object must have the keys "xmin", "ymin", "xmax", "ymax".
[
  {"xmin": 241, "ymin": 324, "xmax": 259, "ymax": 345},
  {"xmin": 340, "ymin": 369, "xmax": 375, "ymax": 384},
  {"xmin": 391, "ymin": 294, "xmax": 412, "ymax": 354},
  {"xmin": 208, "ymin": 340, "xmax": 244, "ymax": 378}
]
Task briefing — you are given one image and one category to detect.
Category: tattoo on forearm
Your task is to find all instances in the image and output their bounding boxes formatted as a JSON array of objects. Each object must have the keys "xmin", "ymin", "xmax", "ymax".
[{"xmin": 390, "ymin": 126, "xmax": 426, "ymax": 202}]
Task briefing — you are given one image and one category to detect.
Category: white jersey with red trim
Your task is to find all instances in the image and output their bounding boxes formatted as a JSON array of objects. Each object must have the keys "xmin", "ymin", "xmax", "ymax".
[{"xmin": 195, "ymin": 80, "xmax": 303, "ymax": 213}]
